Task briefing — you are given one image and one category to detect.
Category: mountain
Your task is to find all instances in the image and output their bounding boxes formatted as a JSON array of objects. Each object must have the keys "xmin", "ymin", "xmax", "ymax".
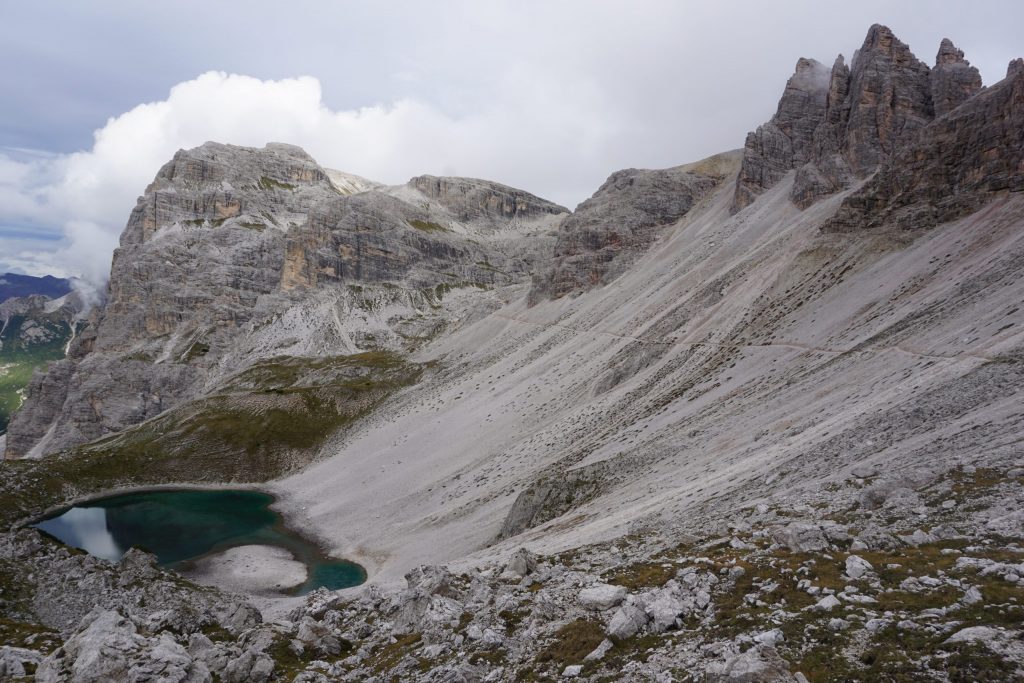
[
  {"xmin": 0, "ymin": 292, "xmax": 81, "ymax": 435},
  {"xmin": 0, "ymin": 272, "xmax": 73, "ymax": 303},
  {"xmin": 3, "ymin": 24, "xmax": 1024, "ymax": 683}
]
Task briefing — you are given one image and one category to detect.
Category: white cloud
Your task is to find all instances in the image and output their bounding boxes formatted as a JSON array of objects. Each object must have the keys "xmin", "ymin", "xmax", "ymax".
[{"xmin": 0, "ymin": 70, "xmax": 623, "ymax": 290}]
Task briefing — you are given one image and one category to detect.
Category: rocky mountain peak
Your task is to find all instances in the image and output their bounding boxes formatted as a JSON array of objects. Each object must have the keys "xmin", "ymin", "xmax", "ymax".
[
  {"xmin": 532, "ymin": 152, "xmax": 738, "ymax": 302},
  {"xmin": 128, "ymin": 142, "xmax": 333, "ymax": 245},
  {"xmin": 843, "ymin": 23, "xmax": 933, "ymax": 175},
  {"xmin": 1008, "ymin": 57, "xmax": 1024, "ymax": 78},
  {"xmin": 738, "ymin": 24, "xmax": 993, "ymax": 212},
  {"xmin": 731, "ymin": 58, "xmax": 829, "ymax": 211},
  {"xmin": 935, "ymin": 38, "xmax": 966, "ymax": 66},
  {"xmin": 406, "ymin": 175, "xmax": 569, "ymax": 228},
  {"xmin": 930, "ymin": 38, "xmax": 983, "ymax": 117}
]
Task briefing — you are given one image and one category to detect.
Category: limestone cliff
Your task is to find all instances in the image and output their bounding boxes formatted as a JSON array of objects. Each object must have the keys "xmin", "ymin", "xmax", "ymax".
[
  {"xmin": 736, "ymin": 24, "xmax": 995, "ymax": 212},
  {"xmin": 825, "ymin": 61, "xmax": 1023, "ymax": 231},
  {"xmin": 732, "ymin": 58, "xmax": 830, "ymax": 211}
]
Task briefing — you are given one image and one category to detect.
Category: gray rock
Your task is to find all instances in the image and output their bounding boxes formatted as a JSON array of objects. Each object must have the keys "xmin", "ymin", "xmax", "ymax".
[
  {"xmin": 607, "ymin": 604, "xmax": 649, "ymax": 640},
  {"xmin": 501, "ymin": 547, "xmax": 539, "ymax": 579},
  {"xmin": 224, "ymin": 648, "xmax": 275, "ymax": 683},
  {"xmin": 706, "ymin": 646, "xmax": 798, "ymax": 682},
  {"xmin": 0, "ymin": 646, "xmax": 44, "ymax": 679},
  {"xmin": 845, "ymin": 555, "xmax": 873, "ymax": 580},
  {"xmin": 753, "ymin": 628, "xmax": 785, "ymax": 647},
  {"xmin": 944, "ymin": 626, "xmax": 1001, "ymax": 645},
  {"xmin": 36, "ymin": 609, "xmax": 144, "ymax": 683},
  {"xmin": 809, "ymin": 595, "xmax": 841, "ymax": 612},
  {"xmin": 732, "ymin": 58, "xmax": 830, "ymax": 211},
  {"xmin": 645, "ymin": 590, "xmax": 688, "ymax": 632},
  {"xmin": 850, "ymin": 463, "xmax": 879, "ymax": 479},
  {"xmin": 579, "ymin": 583, "xmax": 627, "ymax": 611},
  {"xmin": 770, "ymin": 522, "xmax": 835, "ymax": 552},
  {"xmin": 531, "ymin": 154, "xmax": 733, "ymax": 302},
  {"xmin": 584, "ymin": 639, "xmax": 614, "ymax": 661},
  {"xmin": 931, "ymin": 39, "xmax": 983, "ymax": 117}
]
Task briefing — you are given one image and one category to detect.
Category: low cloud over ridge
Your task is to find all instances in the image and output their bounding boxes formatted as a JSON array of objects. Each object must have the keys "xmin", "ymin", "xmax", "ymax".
[{"xmin": 0, "ymin": 70, "xmax": 619, "ymax": 288}]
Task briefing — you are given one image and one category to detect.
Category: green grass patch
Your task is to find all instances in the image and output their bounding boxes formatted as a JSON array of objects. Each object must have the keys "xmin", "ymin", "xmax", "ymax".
[
  {"xmin": 368, "ymin": 632, "xmax": 421, "ymax": 675},
  {"xmin": 0, "ymin": 352, "xmax": 423, "ymax": 527},
  {"xmin": 408, "ymin": 219, "xmax": 450, "ymax": 233},
  {"xmin": 0, "ymin": 318, "xmax": 72, "ymax": 433},
  {"xmin": 605, "ymin": 561, "xmax": 678, "ymax": 590},
  {"xmin": 258, "ymin": 176, "xmax": 296, "ymax": 191},
  {"xmin": 535, "ymin": 619, "xmax": 605, "ymax": 668}
]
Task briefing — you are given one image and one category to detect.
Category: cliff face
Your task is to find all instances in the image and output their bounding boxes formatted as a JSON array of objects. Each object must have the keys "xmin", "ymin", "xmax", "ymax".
[
  {"xmin": 732, "ymin": 58, "xmax": 830, "ymax": 211},
  {"xmin": 4, "ymin": 143, "xmax": 566, "ymax": 458},
  {"xmin": 736, "ymin": 25, "xmax": 988, "ymax": 212},
  {"xmin": 825, "ymin": 60, "xmax": 1023, "ymax": 231}
]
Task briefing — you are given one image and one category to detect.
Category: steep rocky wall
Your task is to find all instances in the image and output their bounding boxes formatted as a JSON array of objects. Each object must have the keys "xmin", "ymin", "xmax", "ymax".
[
  {"xmin": 825, "ymin": 62, "xmax": 1023, "ymax": 232},
  {"xmin": 735, "ymin": 24, "xmax": 988, "ymax": 213},
  {"xmin": 732, "ymin": 58, "xmax": 830, "ymax": 211}
]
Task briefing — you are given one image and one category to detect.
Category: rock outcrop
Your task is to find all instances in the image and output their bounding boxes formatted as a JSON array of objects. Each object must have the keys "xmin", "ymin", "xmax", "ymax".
[
  {"xmin": 407, "ymin": 175, "xmax": 568, "ymax": 230},
  {"xmin": 530, "ymin": 152, "xmax": 737, "ymax": 302},
  {"xmin": 824, "ymin": 62, "xmax": 1023, "ymax": 231},
  {"xmin": 732, "ymin": 58, "xmax": 830, "ymax": 211},
  {"xmin": 736, "ymin": 24, "xmax": 996, "ymax": 213},
  {"xmin": 930, "ymin": 38, "xmax": 983, "ymax": 117}
]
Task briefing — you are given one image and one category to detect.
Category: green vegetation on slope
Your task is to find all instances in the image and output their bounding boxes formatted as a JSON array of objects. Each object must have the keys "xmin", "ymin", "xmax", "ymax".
[
  {"xmin": 0, "ymin": 316, "xmax": 73, "ymax": 434},
  {"xmin": 0, "ymin": 351, "xmax": 424, "ymax": 526}
]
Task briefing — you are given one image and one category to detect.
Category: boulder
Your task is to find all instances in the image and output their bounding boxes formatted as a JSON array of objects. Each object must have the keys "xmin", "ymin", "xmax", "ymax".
[
  {"xmin": 706, "ymin": 646, "xmax": 799, "ymax": 682},
  {"xmin": 844, "ymin": 555, "xmax": 873, "ymax": 580},
  {"xmin": 606, "ymin": 604, "xmax": 649, "ymax": 640},
  {"xmin": 579, "ymin": 584, "xmax": 628, "ymax": 611},
  {"xmin": 501, "ymin": 548, "xmax": 539, "ymax": 579}
]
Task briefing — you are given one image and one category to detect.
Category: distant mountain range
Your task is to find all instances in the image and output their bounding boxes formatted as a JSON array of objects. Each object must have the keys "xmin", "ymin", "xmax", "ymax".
[{"xmin": 0, "ymin": 273, "xmax": 73, "ymax": 303}]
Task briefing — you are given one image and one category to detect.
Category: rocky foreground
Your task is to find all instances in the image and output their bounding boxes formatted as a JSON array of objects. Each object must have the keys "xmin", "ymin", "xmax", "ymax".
[{"xmin": 3, "ymin": 457, "xmax": 1022, "ymax": 681}]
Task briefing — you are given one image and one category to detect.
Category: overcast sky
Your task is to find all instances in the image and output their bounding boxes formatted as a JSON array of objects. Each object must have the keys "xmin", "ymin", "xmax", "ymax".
[{"xmin": 1, "ymin": 0, "xmax": 1021, "ymax": 285}]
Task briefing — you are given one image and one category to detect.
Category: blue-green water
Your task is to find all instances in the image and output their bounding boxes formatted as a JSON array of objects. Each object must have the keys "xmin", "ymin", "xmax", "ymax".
[{"xmin": 33, "ymin": 489, "xmax": 365, "ymax": 594}]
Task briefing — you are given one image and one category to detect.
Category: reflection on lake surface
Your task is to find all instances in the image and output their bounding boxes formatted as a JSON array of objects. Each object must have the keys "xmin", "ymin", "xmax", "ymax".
[
  {"xmin": 39, "ymin": 506, "xmax": 123, "ymax": 561},
  {"xmin": 33, "ymin": 489, "xmax": 365, "ymax": 594}
]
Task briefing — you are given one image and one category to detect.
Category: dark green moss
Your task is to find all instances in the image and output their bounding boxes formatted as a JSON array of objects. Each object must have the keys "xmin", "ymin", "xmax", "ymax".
[
  {"xmin": 408, "ymin": 219, "xmax": 449, "ymax": 233},
  {"xmin": 535, "ymin": 619, "xmax": 605, "ymax": 667},
  {"xmin": 258, "ymin": 176, "xmax": 296, "ymax": 191}
]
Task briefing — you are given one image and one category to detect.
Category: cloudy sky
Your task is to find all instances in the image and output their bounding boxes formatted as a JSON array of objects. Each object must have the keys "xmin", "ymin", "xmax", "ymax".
[{"xmin": 1, "ymin": 1, "xmax": 1021, "ymax": 286}]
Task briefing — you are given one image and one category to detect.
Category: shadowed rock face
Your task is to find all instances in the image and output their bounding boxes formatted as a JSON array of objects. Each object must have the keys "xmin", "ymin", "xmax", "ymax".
[
  {"xmin": 737, "ymin": 25, "xmax": 996, "ymax": 213},
  {"xmin": 824, "ymin": 63, "xmax": 1024, "ymax": 232},
  {"xmin": 4, "ymin": 142, "xmax": 563, "ymax": 458},
  {"xmin": 732, "ymin": 58, "xmax": 830, "ymax": 212},
  {"xmin": 530, "ymin": 153, "xmax": 738, "ymax": 303},
  {"xmin": 930, "ymin": 38, "xmax": 983, "ymax": 117}
]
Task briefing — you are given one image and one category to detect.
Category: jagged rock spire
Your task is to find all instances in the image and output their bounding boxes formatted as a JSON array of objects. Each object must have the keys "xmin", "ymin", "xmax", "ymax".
[
  {"xmin": 731, "ymin": 57, "xmax": 830, "ymax": 211},
  {"xmin": 931, "ymin": 38, "xmax": 983, "ymax": 117},
  {"xmin": 735, "ymin": 23, "xmax": 993, "ymax": 213}
]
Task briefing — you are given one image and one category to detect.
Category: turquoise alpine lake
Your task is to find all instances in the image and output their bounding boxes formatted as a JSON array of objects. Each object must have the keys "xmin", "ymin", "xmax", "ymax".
[{"xmin": 32, "ymin": 489, "xmax": 366, "ymax": 594}]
